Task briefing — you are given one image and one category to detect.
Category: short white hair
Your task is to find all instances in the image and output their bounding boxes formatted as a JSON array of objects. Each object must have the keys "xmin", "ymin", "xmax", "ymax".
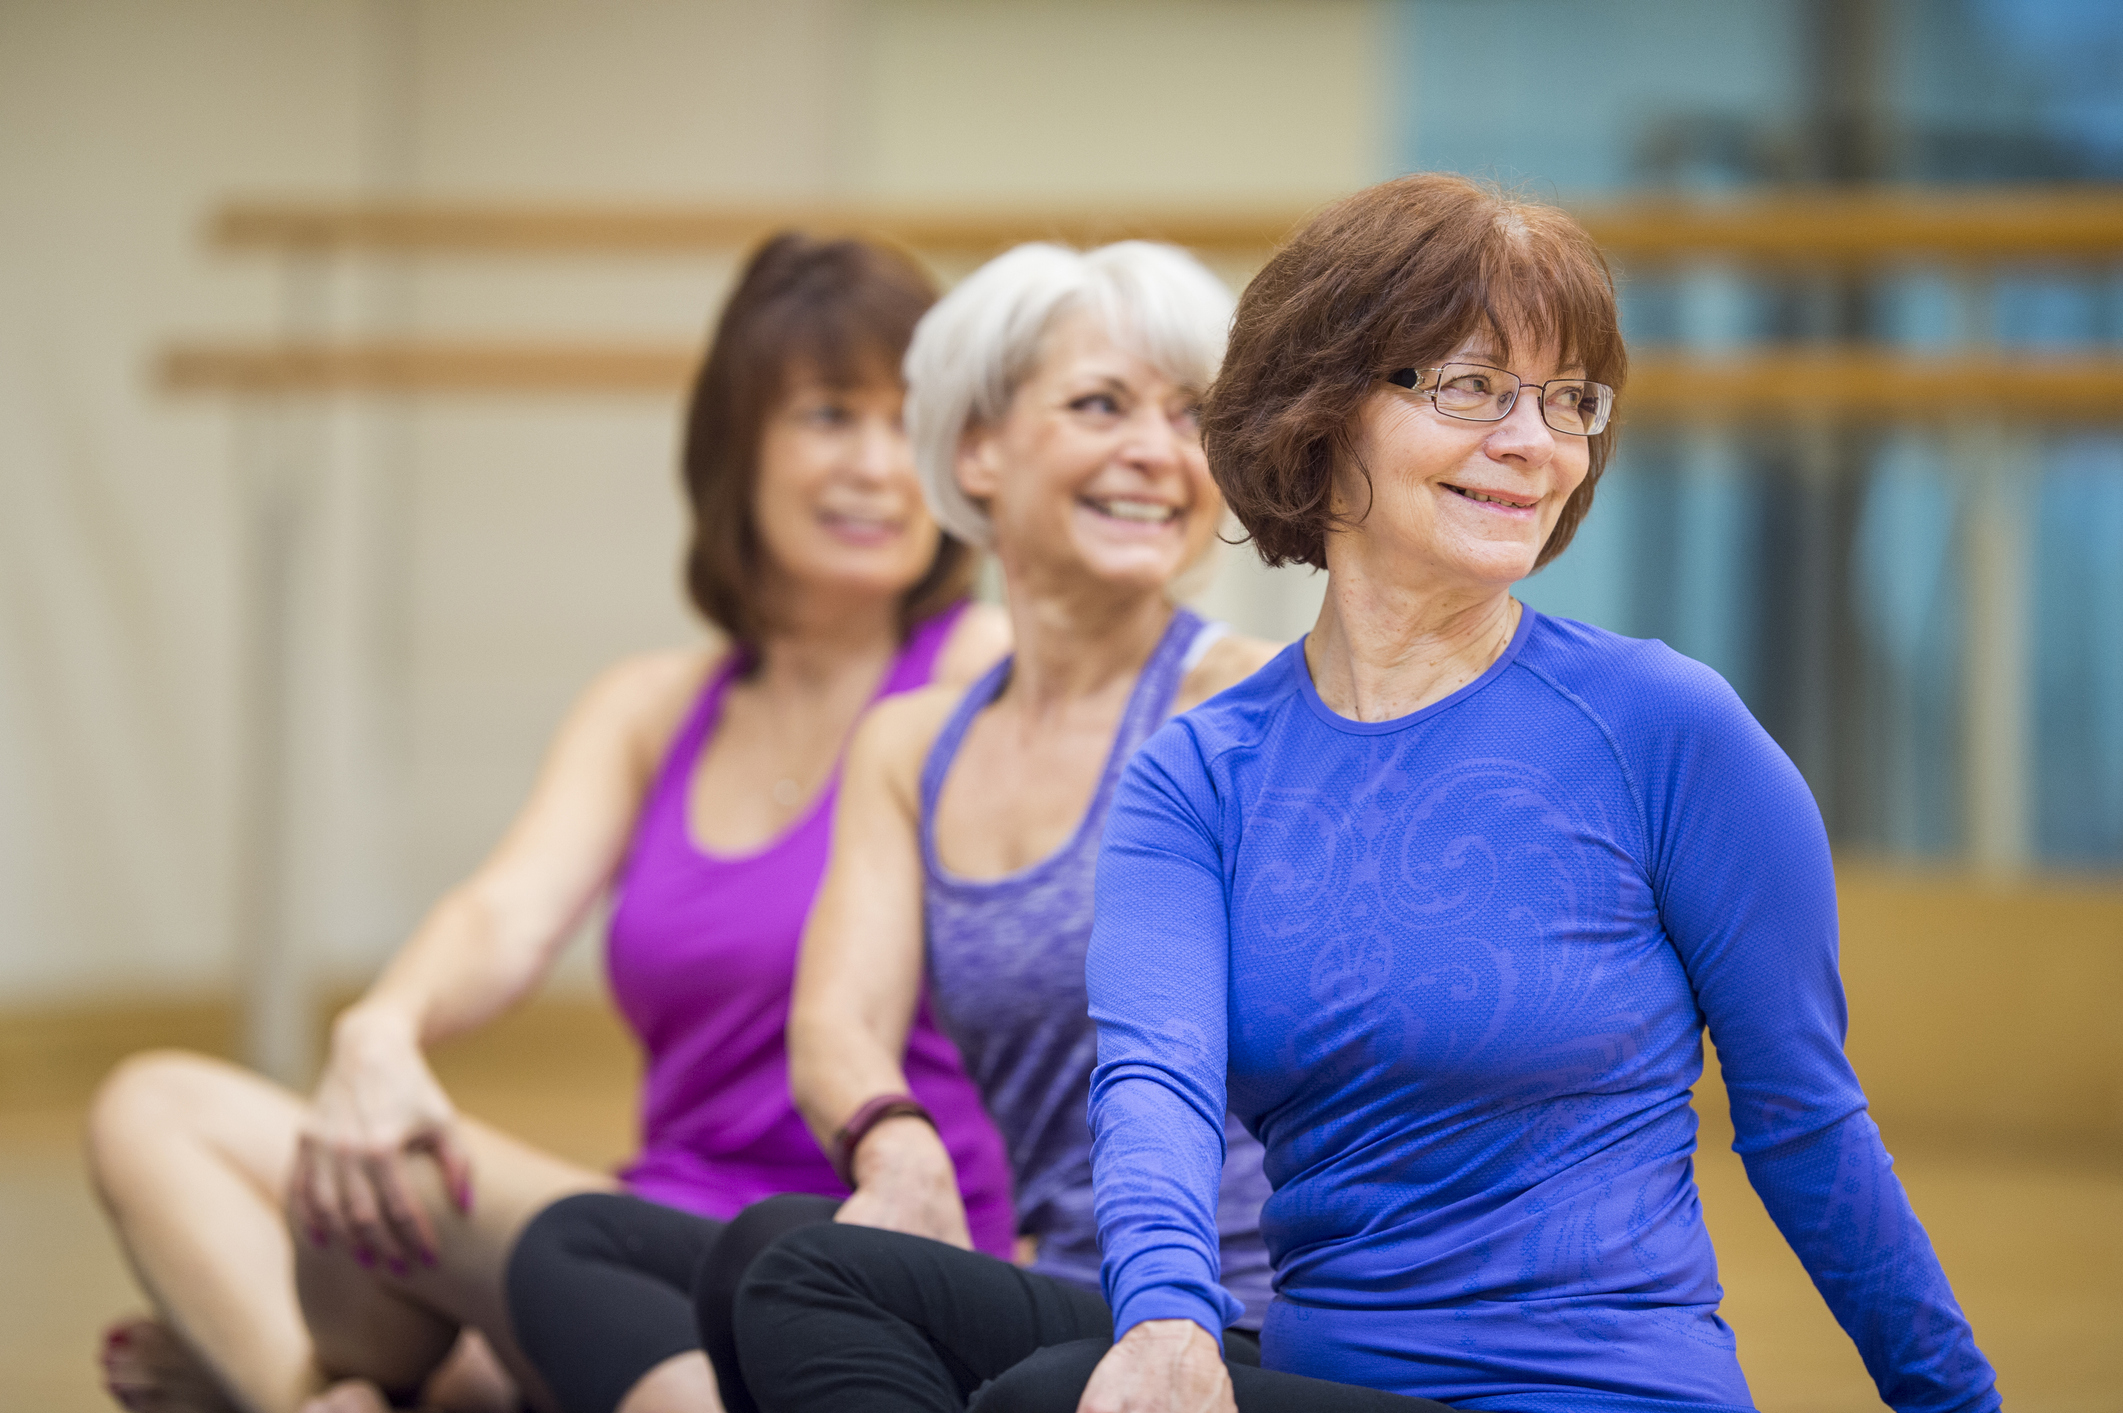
[{"xmin": 904, "ymin": 241, "xmax": 1235, "ymax": 549}]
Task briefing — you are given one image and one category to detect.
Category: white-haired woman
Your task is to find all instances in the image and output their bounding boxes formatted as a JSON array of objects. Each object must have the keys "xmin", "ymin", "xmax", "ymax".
[{"xmin": 504, "ymin": 241, "xmax": 1283, "ymax": 1413}]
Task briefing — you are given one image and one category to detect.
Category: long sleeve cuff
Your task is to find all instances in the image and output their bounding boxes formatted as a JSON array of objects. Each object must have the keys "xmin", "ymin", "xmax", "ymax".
[
  {"xmin": 1112, "ymin": 1287, "xmax": 1242, "ymax": 1349},
  {"xmin": 1108, "ymin": 1251, "xmax": 1245, "ymax": 1349}
]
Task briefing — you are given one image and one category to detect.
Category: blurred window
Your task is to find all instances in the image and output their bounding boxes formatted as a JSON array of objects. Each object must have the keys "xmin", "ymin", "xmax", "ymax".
[{"xmin": 1400, "ymin": 0, "xmax": 2123, "ymax": 869}]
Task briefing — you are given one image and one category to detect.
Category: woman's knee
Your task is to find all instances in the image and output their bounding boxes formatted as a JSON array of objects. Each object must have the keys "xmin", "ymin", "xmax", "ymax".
[
  {"xmin": 85, "ymin": 1050, "xmax": 265, "ymax": 1200},
  {"xmin": 698, "ymin": 1193, "xmax": 837, "ymax": 1307},
  {"xmin": 511, "ymin": 1192, "xmax": 722, "ymax": 1340},
  {"xmin": 967, "ymin": 1339, "xmax": 1108, "ymax": 1413},
  {"xmin": 509, "ymin": 1192, "xmax": 661, "ymax": 1331},
  {"xmin": 513, "ymin": 1191, "xmax": 634, "ymax": 1269},
  {"xmin": 716, "ymin": 1194, "xmax": 838, "ymax": 1269},
  {"xmin": 732, "ymin": 1220, "xmax": 857, "ymax": 1314},
  {"xmin": 88, "ymin": 1050, "xmax": 210, "ymax": 1151}
]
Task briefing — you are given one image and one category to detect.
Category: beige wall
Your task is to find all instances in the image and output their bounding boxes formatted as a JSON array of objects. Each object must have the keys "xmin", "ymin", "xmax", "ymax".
[
  {"xmin": 0, "ymin": 0, "xmax": 1382, "ymax": 1008},
  {"xmin": 859, "ymin": 0, "xmax": 1380, "ymax": 201},
  {"xmin": 0, "ymin": 0, "xmax": 371, "ymax": 1003}
]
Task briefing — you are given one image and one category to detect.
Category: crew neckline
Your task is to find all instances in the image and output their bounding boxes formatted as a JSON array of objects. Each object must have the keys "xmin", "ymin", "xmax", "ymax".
[{"xmin": 1292, "ymin": 602, "xmax": 1536, "ymax": 736}]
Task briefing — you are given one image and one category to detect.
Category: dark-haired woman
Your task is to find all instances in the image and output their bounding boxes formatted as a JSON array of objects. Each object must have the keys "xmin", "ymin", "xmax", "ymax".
[
  {"xmin": 85, "ymin": 233, "xmax": 1014, "ymax": 1413},
  {"xmin": 1042, "ymin": 174, "xmax": 1996, "ymax": 1412}
]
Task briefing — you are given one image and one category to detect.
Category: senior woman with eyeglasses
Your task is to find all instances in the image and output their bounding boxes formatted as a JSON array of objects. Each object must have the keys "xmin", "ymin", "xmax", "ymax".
[{"xmin": 971, "ymin": 175, "xmax": 1996, "ymax": 1413}]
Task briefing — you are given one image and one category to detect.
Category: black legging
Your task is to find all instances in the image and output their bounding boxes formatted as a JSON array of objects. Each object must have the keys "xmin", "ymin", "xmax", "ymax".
[
  {"xmin": 506, "ymin": 1191, "xmax": 838, "ymax": 1413},
  {"xmin": 733, "ymin": 1221, "xmax": 1454, "ymax": 1413}
]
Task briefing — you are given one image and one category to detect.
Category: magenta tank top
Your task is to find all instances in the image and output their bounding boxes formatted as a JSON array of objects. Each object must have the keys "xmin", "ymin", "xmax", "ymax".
[{"xmin": 606, "ymin": 603, "xmax": 1015, "ymax": 1258}]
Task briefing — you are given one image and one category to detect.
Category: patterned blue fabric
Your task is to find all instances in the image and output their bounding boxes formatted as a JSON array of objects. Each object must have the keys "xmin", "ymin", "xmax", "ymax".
[{"xmin": 1087, "ymin": 609, "xmax": 1997, "ymax": 1413}]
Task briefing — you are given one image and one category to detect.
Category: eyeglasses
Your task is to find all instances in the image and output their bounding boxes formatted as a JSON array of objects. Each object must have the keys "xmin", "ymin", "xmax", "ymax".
[{"xmin": 1386, "ymin": 363, "xmax": 1615, "ymax": 437}]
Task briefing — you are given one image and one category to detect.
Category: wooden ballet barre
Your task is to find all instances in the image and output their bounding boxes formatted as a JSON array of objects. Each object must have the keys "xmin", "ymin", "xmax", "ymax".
[
  {"xmin": 209, "ymin": 202, "xmax": 1313, "ymax": 256},
  {"xmin": 1627, "ymin": 351, "xmax": 2123, "ymax": 420},
  {"xmin": 207, "ymin": 190, "xmax": 2123, "ymax": 261},
  {"xmin": 1585, "ymin": 189, "xmax": 2123, "ymax": 263},
  {"xmin": 159, "ymin": 341, "xmax": 700, "ymax": 394},
  {"xmin": 159, "ymin": 340, "xmax": 2123, "ymax": 418}
]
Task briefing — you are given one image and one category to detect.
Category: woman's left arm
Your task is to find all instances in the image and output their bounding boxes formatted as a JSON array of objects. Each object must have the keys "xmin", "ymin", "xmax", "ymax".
[{"xmin": 1644, "ymin": 661, "xmax": 1998, "ymax": 1413}]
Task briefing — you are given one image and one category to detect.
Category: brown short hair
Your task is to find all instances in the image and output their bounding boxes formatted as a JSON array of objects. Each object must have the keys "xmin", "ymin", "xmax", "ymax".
[
  {"xmin": 1204, "ymin": 174, "xmax": 1627, "ymax": 572},
  {"xmin": 681, "ymin": 232, "xmax": 975, "ymax": 647}
]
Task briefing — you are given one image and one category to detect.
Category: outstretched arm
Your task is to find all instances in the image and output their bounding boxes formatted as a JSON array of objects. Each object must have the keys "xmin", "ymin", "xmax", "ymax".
[
  {"xmin": 295, "ymin": 650, "xmax": 707, "ymax": 1271},
  {"xmin": 788, "ymin": 690, "xmax": 972, "ymax": 1248}
]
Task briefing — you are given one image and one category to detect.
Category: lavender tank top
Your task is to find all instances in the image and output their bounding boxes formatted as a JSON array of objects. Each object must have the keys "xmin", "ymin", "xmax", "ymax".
[
  {"xmin": 606, "ymin": 603, "xmax": 1016, "ymax": 1258},
  {"xmin": 920, "ymin": 606, "xmax": 1275, "ymax": 1327}
]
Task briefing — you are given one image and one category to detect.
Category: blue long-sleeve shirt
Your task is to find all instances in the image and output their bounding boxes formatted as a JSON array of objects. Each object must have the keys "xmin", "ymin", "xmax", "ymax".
[{"xmin": 1087, "ymin": 610, "xmax": 1996, "ymax": 1413}]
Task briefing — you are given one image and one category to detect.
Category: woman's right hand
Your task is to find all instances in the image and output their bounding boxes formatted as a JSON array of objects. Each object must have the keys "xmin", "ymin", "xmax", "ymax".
[
  {"xmin": 832, "ymin": 1114, "xmax": 972, "ymax": 1250},
  {"xmin": 1077, "ymin": 1321, "xmax": 1236, "ymax": 1413},
  {"xmin": 291, "ymin": 1006, "xmax": 473, "ymax": 1273}
]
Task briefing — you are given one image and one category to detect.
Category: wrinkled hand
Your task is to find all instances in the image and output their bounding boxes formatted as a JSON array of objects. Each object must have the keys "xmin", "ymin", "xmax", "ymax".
[
  {"xmin": 291, "ymin": 1008, "xmax": 472, "ymax": 1273},
  {"xmin": 832, "ymin": 1114, "xmax": 971, "ymax": 1249},
  {"xmin": 1078, "ymin": 1321, "xmax": 1235, "ymax": 1413}
]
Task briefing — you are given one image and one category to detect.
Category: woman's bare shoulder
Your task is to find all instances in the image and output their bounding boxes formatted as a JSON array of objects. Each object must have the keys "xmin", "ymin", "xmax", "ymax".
[
  {"xmin": 1174, "ymin": 633, "xmax": 1284, "ymax": 714},
  {"xmin": 576, "ymin": 645, "xmax": 727, "ymax": 767},
  {"xmin": 858, "ymin": 684, "xmax": 964, "ymax": 762},
  {"xmin": 850, "ymin": 684, "xmax": 967, "ymax": 805},
  {"xmin": 932, "ymin": 602, "xmax": 1012, "ymax": 687}
]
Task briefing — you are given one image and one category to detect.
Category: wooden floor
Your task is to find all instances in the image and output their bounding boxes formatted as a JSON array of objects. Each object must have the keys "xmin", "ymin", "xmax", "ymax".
[
  {"xmin": 0, "ymin": 1003, "xmax": 645, "ymax": 1413},
  {"xmin": 12, "ymin": 858, "xmax": 2123, "ymax": 1412},
  {"xmin": 1688, "ymin": 1120, "xmax": 2121, "ymax": 1411},
  {"xmin": 4, "ymin": 1038, "xmax": 2117, "ymax": 1411}
]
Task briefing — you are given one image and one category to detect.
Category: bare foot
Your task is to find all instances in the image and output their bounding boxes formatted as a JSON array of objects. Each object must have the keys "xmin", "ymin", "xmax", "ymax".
[
  {"xmin": 100, "ymin": 1318, "xmax": 239, "ymax": 1413},
  {"xmin": 297, "ymin": 1379, "xmax": 395, "ymax": 1413}
]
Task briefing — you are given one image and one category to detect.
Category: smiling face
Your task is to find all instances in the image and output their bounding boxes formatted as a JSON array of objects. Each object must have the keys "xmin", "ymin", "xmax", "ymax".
[
  {"xmin": 1336, "ymin": 331, "xmax": 1592, "ymax": 595},
  {"xmin": 956, "ymin": 309, "xmax": 1221, "ymax": 595},
  {"xmin": 750, "ymin": 370, "xmax": 942, "ymax": 603}
]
